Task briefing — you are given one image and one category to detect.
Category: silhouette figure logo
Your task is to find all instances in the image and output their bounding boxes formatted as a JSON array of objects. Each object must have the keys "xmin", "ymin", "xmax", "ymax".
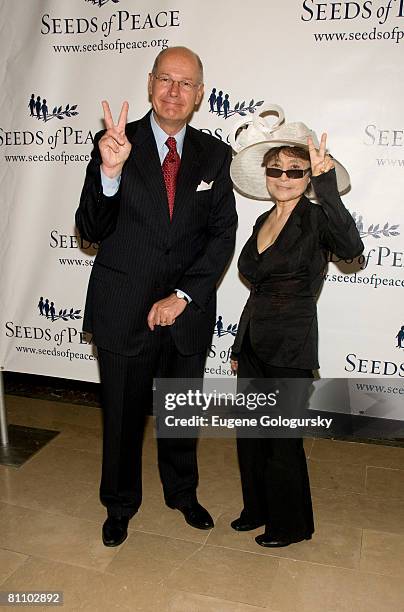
[
  {"xmin": 214, "ymin": 316, "xmax": 238, "ymax": 338},
  {"xmin": 396, "ymin": 325, "xmax": 404, "ymax": 349},
  {"xmin": 208, "ymin": 88, "xmax": 264, "ymax": 120},
  {"xmin": 351, "ymin": 212, "xmax": 400, "ymax": 239},
  {"xmin": 28, "ymin": 94, "xmax": 79, "ymax": 122},
  {"xmin": 85, "ymin": 0, "xmax": 120, "ymax": 6},
  {"xmin": 37, "ymin": 297, "xmax": 82, "ymax": 323}
]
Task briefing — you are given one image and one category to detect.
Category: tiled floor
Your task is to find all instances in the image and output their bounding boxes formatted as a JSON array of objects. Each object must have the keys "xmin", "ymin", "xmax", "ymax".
[{"xmin": 1, "ymin": 395, "xmax": 404, "ymax": 611}]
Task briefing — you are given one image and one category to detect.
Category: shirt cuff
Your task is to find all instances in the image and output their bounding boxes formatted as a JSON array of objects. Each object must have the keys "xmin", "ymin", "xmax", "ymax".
[
  {"xmin": 175, "ymin": 289, "xmax": 192, "ymax": 304},
  {"xmin": 100, "ymin": 168, "xmax": 121, "ymax": 197}
]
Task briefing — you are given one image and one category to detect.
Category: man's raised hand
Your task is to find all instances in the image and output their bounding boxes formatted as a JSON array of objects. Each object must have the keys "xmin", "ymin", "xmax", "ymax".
[{"xmin": 99, "ymin": 100, "xmax": 132, "ymax": 178}]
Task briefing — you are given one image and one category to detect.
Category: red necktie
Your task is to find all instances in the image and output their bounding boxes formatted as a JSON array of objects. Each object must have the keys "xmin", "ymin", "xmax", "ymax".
[{"xmin": 162, "ymin": 137, "xmax": 181, "ymax": 220}]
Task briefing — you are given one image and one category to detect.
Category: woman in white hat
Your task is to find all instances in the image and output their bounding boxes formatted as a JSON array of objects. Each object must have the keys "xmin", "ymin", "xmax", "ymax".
[{"xmin": 229, "ymin": 107, "xmax": 363, "ymax": 547}]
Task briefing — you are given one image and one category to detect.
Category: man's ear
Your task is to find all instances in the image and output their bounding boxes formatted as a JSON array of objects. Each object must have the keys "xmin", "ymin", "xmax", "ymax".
[
  {"xmin": 195, "ymin": 84, "xmax": 204, "ymax": 107},
  {"xmin": 147, "ymin": 73, "xmax": 153, "ymax": 97}
]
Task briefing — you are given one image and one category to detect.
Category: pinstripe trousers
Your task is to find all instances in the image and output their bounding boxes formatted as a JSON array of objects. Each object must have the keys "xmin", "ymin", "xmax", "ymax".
[{"xmin": 97, "ymin": 326, "xmax": 206, "ymax": 519}]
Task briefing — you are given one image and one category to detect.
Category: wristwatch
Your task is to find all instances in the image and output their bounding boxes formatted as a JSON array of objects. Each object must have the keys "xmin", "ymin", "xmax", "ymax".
[{"xmin": 175, "ymin": 290, "xmax": 189, "ymax": 303}]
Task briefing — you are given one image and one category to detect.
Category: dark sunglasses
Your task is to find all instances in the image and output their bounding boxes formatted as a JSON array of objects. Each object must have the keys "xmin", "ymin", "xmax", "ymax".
[{"xmin": 266, "ymin": 167, "xmax": 311, "ymax": 179}]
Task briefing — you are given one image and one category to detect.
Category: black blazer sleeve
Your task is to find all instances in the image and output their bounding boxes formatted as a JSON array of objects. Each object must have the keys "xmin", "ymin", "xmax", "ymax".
[
  {"xmin": 75, "ymin": 130, "xmax": 121, "ymax": 243},
  {"xmin": 311, "ymin": 168, "xmax": 364, "ymax": 259}
]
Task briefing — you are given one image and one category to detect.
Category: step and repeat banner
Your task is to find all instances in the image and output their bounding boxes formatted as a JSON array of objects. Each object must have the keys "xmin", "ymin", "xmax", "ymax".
[{"xmin": 1, "ymin": 0, "xmax": 403, "ymax": 382}]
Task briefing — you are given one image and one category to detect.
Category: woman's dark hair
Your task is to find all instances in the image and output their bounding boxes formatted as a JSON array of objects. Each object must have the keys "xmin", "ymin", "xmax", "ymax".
[{"xmin": 262, "ymin": 146, "xmax": 310, "ymax": 168}]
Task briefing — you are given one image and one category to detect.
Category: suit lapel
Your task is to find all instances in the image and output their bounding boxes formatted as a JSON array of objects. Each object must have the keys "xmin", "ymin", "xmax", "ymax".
[
  {"xmin": 253, "ymin": 196, "xmax": 307, "ymax": 260},
  {"xmin": 128, "ymin": 112, "xmax": 170, "ymax": 225},
  {"xmin": 255, "ymin": 196, "xmax": 308, "ymax": 278},
  {"xmin": 171, "ymin": 125, "xmax": 202, "ymax": 224},
  {"xmin": 272, "ymin": 195, "xmax": 308, "ymax": 253}
]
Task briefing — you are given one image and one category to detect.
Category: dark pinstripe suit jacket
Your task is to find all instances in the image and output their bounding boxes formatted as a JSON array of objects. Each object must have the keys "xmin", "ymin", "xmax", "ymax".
[{"xmin": 75, "ymin": 111, "xmax": 237, "ymax": 356}]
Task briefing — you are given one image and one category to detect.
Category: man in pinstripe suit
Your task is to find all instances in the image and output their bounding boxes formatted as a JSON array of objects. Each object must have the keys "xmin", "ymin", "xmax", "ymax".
[{"xmin": 76, "ymin": 47, "xmax": 237, "ymax": 546}]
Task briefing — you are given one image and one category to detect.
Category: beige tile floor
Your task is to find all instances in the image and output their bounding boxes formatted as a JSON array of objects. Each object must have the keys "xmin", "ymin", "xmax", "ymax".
[{"xmin": 1, "ymin": 395, "xmax": 404, "ymax": 611}]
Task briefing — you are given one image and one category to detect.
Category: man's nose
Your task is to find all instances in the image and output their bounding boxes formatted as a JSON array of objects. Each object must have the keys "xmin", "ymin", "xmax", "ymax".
[{"xmin": 168, "ymin": 80, "xmax": 180, "ymax": 95}]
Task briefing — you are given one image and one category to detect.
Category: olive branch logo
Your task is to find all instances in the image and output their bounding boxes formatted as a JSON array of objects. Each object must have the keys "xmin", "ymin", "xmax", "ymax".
[
  {"xmin": 214, "ymin": 316, "xmax": 238, "ymax": 338},
  {"xmin": 38, "ymin": 298, "xmax": 82, "ymax": 323},
  {"xmin": 208, "ymin": 88, "xmax": 264, "ymax": 120},
  {"xmin": 85, "ymin": 0, "xmax": 120, "ymax": 6},
  {"xmin": 56, "ymin": 308, "xmax": 83, "ymax": 322},
  {"xmin": 351, "ymin": 212, "xmax": 400, "ymax": 239},
  {"xmin": 49, "ymin": 104, "xmax": 79, "ymax": 121},
  {"xmin": 29, "ymin": 94, "xmax": 79, "ymax": 122},
  {"xmin": 230, "ymin": 99, "xmax": 265, "ymax": 118}
]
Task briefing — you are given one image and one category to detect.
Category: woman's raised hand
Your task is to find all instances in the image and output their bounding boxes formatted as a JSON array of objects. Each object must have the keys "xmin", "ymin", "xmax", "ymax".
[
  {"xmin": 99, "ymin": 100, "xmax": 132, "ymax": 178},
  {"xmin": 307, "ymin": 133, "xmax": 335, "ymax": 177}
]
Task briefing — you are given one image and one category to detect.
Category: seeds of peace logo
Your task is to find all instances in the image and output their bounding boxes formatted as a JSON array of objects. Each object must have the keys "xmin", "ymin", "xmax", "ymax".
[
  {"xmin": 37, "ymin": 297, "xmax": 82, "ymax": 323},
  {"xmin": 396, "ymin": 325, "xmax": 404, "ymax": 349},
  {"xmin": 351, "ymin": 212, "xmax": 400, "ymax": 239},
  {"xmin": 28, "ymin": 94, "xmax": 79, "ymax": 123},
  {"xmin": 208, "ymin": 88, "xmax": 264, "ymax": 120},
  {"xmin": 214, "ymin": 316, "xmax": 238, "ymax": 338},
  {"xmin": 85, "ymin": 0, "xmax": 120, "ymax": 6}
]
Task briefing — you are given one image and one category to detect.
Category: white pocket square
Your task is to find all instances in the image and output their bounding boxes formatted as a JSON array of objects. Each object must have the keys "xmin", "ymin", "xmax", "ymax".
[{"xmin": 196, "ymin": 180, "xmax": 213, "ymax": 191}]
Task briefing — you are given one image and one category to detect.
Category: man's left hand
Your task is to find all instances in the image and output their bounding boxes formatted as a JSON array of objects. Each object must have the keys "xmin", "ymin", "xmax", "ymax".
[{"xmin": 147, "ymin": 294, "xmax": 187, "ymax": 330}]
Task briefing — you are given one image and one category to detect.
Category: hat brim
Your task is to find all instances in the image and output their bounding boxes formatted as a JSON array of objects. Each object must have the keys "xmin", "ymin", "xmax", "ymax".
[{"xmin": 230, "ymin": 140, "xmax": 351, "ymax": 201}]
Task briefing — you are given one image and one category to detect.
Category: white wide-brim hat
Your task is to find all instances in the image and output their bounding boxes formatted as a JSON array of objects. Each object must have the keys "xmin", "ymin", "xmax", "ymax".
[{"xmin": 229, "ymin": 104, "xmax": 350, "ymax": 200}]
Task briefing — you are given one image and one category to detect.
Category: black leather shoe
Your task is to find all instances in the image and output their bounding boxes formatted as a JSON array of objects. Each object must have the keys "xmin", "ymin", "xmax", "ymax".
[
  {"xmin": 231, "ymin": 516, "xmax": 265, "ymax": 531},
  {"xmin": 177, "ymin": 503, "xmax": 214, "ymax": 530},
  {"xmin": 102, "ymin": 516, "xmax": 129, "ymax": 547},
  {"xmin": 255, "ymin": 532, "xmax": 312, "ymax": 548}
]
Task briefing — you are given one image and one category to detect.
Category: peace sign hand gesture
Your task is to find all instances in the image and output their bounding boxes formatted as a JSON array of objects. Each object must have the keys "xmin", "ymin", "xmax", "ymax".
[
  {"xmin": 99, "ymin": 100, "xmax": 132, "ymax": 178},
  {"xmin": 307, "ymin": 133, "xmax": 335, "ymax": 177}
]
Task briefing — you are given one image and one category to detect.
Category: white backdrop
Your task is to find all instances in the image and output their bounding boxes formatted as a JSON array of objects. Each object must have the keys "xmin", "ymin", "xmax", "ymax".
[{"xmin": 1, "ymin": 0, "xmax": 403, "ymax": 382}]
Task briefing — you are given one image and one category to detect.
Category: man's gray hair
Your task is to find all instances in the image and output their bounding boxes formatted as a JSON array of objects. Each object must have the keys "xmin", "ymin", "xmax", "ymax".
[{"xmin": 151, "ymin": 46, "xmax": 204, "ymax": 83}]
